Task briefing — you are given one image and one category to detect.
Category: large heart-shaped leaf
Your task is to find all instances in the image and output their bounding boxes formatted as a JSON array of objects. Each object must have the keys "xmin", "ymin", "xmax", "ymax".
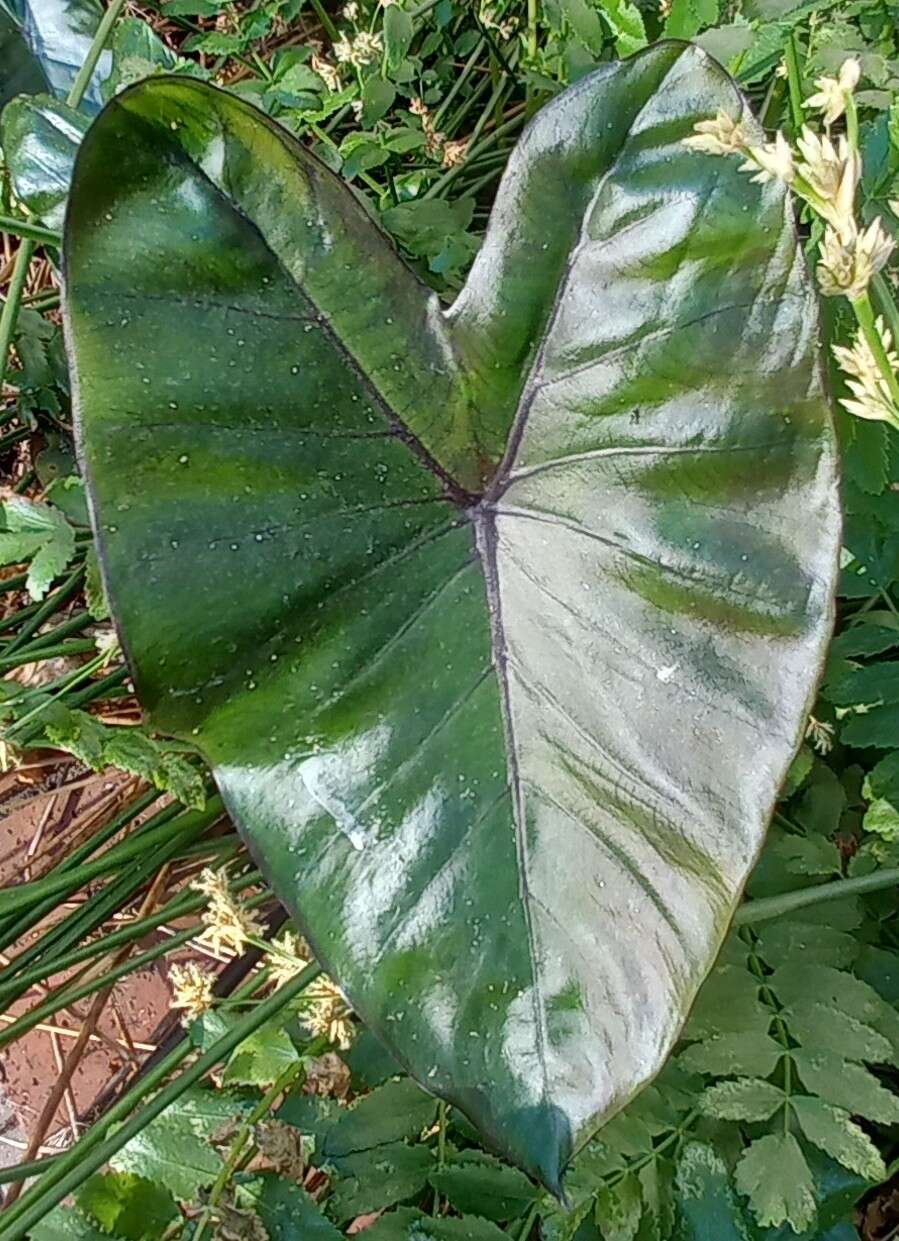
[{"xmin": 63, "ymin": 44, "xmax": 839, "ymax": 1189}]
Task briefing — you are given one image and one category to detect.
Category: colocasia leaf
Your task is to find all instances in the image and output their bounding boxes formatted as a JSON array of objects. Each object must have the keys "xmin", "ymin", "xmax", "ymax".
[
  {"xmin": 65, "ymin": 45, "xmax": 839, "ymax": 1188},
  {"xmin": 0, "ymin": 0, "xmax": 108, "ymax": 109}
]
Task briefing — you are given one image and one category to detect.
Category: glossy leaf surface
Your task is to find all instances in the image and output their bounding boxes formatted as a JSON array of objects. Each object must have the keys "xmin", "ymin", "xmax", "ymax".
[
  {"xmin": 0, "ymin": 0, "xmax": 107, "ymax": 109},
  {"xmin": 64, "ymin": 46, "xmax": 839, "ymax": 1189},
  {"xmin": 2, "ymin": 94, "xmax": 87, "ymax": 226}
]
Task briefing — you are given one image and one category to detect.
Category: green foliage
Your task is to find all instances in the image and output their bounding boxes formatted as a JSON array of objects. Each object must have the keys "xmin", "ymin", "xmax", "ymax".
[
  {"xmin": 0, "ymin": 495, "xmax": 76, "ymax": 600},
  {"xmin": 1, "ymin": 0, "xmax": 899, "ymax": 1236}
]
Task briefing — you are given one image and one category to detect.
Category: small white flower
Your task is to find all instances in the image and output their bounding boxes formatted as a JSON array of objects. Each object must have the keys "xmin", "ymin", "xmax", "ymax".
[
  {"xmin": 682, "ymin": 109, "xmax": 748, "ymax": 157},
  {"xmin": 817, "ymin": 217, "xmax": 894, "ymax": 301},
  {"xmin": 332, "ymin": 36, "xmax": 353, "ymax": 62},
  {"xmin": 342, "ymin": 0, "xmax": 359, "ymax": 18},
  {"xmin": 740, "ymin": 131, "xmax": 794, "ymax": 184},
  {"xmin": 795, "ymin": 126, "xmax": 860, "ymax": 237},
  {"xmin": 832, "ymin": 316, "xmax": 899, "ymax": 425},
  {"xmin": 805, "ymin": 57, "xmax": 861, "ymax": 126},
  {"xmin": 347, "ymin": 29, "xmax": 382, "ymax": 66},
  {"xmin": 170, "ymin": 962, "xmax": 215, "ymax": 1024}
]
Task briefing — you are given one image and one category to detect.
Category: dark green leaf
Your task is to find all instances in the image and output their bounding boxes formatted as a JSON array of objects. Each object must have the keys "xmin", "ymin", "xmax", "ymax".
[
  {"xmin": 361, "ymin": 76, "xmax": 396, "ymax": 127},
  {"xmin": 781, "ymin": 1002, "xmax": 893, "ymax": 1064},
  {"xmin": 384, "ymin": 5, "xmax": 413, "ymax": 70},
  {"xmin": 791, "ymin": 1050, "xmax": 899, "ymax": 1124},
  {"xmin": 325, "ymin": 1142, "xmax": 434, "ymax": 1222},
  {"xmin": 65, "ymin": 51, "xmax": 839, "ymax": 1188},
  {"xmin": 674, "ymin": 1142, "xmax": 749, "ymax": 1241},
  {"xmin": 323, "ymin": 1078, "xmax": 438, "ymax": 1160},
  {"xmin": 252, "ymin": 1173, "xmax": 343, "ymax": 1241},
  {"xmin": 429, "ymin": 1150, "xmax": 538, "ymax": 1221},
  {"xmin": 361, "ymin": 1207, "xmax": 507, "ymax": 1241},
  {"xmin": 678, "ymin": 1031, "xmax": 782, "ymax": 1079}
]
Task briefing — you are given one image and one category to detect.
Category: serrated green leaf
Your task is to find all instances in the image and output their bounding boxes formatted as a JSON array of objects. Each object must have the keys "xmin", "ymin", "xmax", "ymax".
[
  {"xmin": 699, "ymin": 1078, "xmax": 784, "ymax": 1122},
  {"xmin": 734, "ymin": 1134, "xmax": 816, "ymax": 1233},
  {"xmin": 674, "ymin": 1142, "xmax": 750, "ymax": 1240},
  {"xmin": 0, "ymin": 496, "xmax": 76, "ymax": 600},
  {"xmin": 27, "ymin": 520, "xmax": 76, "ymax": 599},
  {"xmin": 596, "ymin": 1171, "xmax": 643, "ymax": 1241},
  {"xmin": 109, "ymin": 1086, "xmax": 248, "ymax": 1201},
  {"xmin": 686, "ymin": 967, "xmax": 768, "ymax": 1040},
  {"xmin": 322, "ymin": 1078, "xmax": 437, "ymax": 1160},
  {"xmin": 77, "ymin": 1171, "xmax": 178, "ymax": 1240},
  {"xmin": 791, "ymin": 1050, "xmax": 899, "ymax": 1124},
  {"xmin": 754, "ymin": 921, "xmax": 857, "ymax": 970},
  {"xmin": 362, "ymin": 1207, "xmax": 507, "ymax": 1241},
  {"xmin": 831, "ymin": 623, "xmax": 899, "ymax": 659},
  {"xmin": 781, "ymin": 1002, "xmax": 893, "ymax": 1064},
  {"xmin": 222, "ymin": 1018, "xmax": 301, "ymax": 1086},
  {"xmin": 866, "ymin": 751, "xmax": 899, "ymax": 804},
  {"xmin": 325, "ymin": 1142, "xmax": 434, "ymax": 1222},
  {"xmin": 250, "ymin": 1172, "xmax": 343, "ymax": 1241},
  {"xmin": 429, "ymin": 1150, "xmax": 537, "ymax": 1221},
  {"xmin": 791, "ymin": 1097, "xmax": 885, "ymax": 1182},
  {"xmin": 864, "ymin": 797, "xmax": 899, "ymax": 841},
  {"xmin": 772, "ymin": 964, "xmax": 899, "ymax": 1057},
  {"xmin": 66, "ymin": 49, "xmax": 839, "ymax": 1189},
  {"xmin": 678, "ymin": 1032, "xmax": 782, "ymax": 1079},
  {"xmin": 276, "ymin": 1091, "xmax": 342, "ymax": 1145},
  {"xmin": 29, "ymin": 1210, "xmax": 110, "ymax": 1241}
]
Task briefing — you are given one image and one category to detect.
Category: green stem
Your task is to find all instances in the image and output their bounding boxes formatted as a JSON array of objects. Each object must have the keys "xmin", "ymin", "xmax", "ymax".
[
  {"xmin": 0, "ymin": 239, "xmax": 36, "ymax": 392},
  {"xmin": 65, "ymin": 0, "xmax": 128, "ymax": 110},
  {"xmin": 844, "ymin": 92, "xmax": 859, "ymax": 152},
  {"xmin": 872, "ymin": 272, "xmax": 899, "ymax": 350},
  {"xmin": 4, "ymin": 564, "xmax": 85, "ymax": 656},
  {"xmin": 308, "ymin": 0, "xmax": 338, "ymax": 41},
  {"xmin": 526, "ymin": 0, "xmax": 538, "ymax": 60},
  {"xmin": 0, "ymin": 798, "xmax": 223, "ymax": 916},
  {"xmin": 192, "ymin": 1059, "xmax": 305, "ymax": 1241},
  {"xmin": 0, "ymin": 216, "xmax": 61, "ymax": 245},
  {"xmin": 784, "ymin": 34, "xmax": 806, "ymax": 134},
  {"xmin": 0, "ymin": 964, "xmax": 321, "ymax": 1241},
  {"xmin": 0, "ymin": 862, "xmax": 255, "ymax": 1002},
  {"xmin": 735, "ymin": 867, "xmax": 899, "ymax": 925},
  {"xmin": 0, "ymin": 638, "xmax": 97, "ymax": 670}
]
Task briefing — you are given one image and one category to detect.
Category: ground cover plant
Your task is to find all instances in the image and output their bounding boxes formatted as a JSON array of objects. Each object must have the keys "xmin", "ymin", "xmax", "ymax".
[{"xmin": 0, "ymin": 0, "xmax": 897, "ymax": 1237}]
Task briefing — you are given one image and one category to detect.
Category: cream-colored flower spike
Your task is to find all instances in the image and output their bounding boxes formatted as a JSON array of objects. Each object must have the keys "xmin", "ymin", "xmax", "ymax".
[
  {"xmin": 832, "ymin": 317, "xmax": 899, "ymax": 425},
  {"xmin": 740, "ymin": 131, "xmax": 794, "ymax": 184},
  {"xmin": 817, "ymin": 218, "xmax": 895, "ymax": 301},
  {"xmin": 805, "ymin": 57, "xmax": 861, "ymax": 126},
  {"xmin": 683, "ymin": 109, "xmax": 748, "ymax": 156},
  {"xmin": 795, "ymin": 127, "xmax": 860, "ymax": 239},
  {"xmin": 170, "ymin": 961, "xmax": 215, "ymax": 1024}
]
